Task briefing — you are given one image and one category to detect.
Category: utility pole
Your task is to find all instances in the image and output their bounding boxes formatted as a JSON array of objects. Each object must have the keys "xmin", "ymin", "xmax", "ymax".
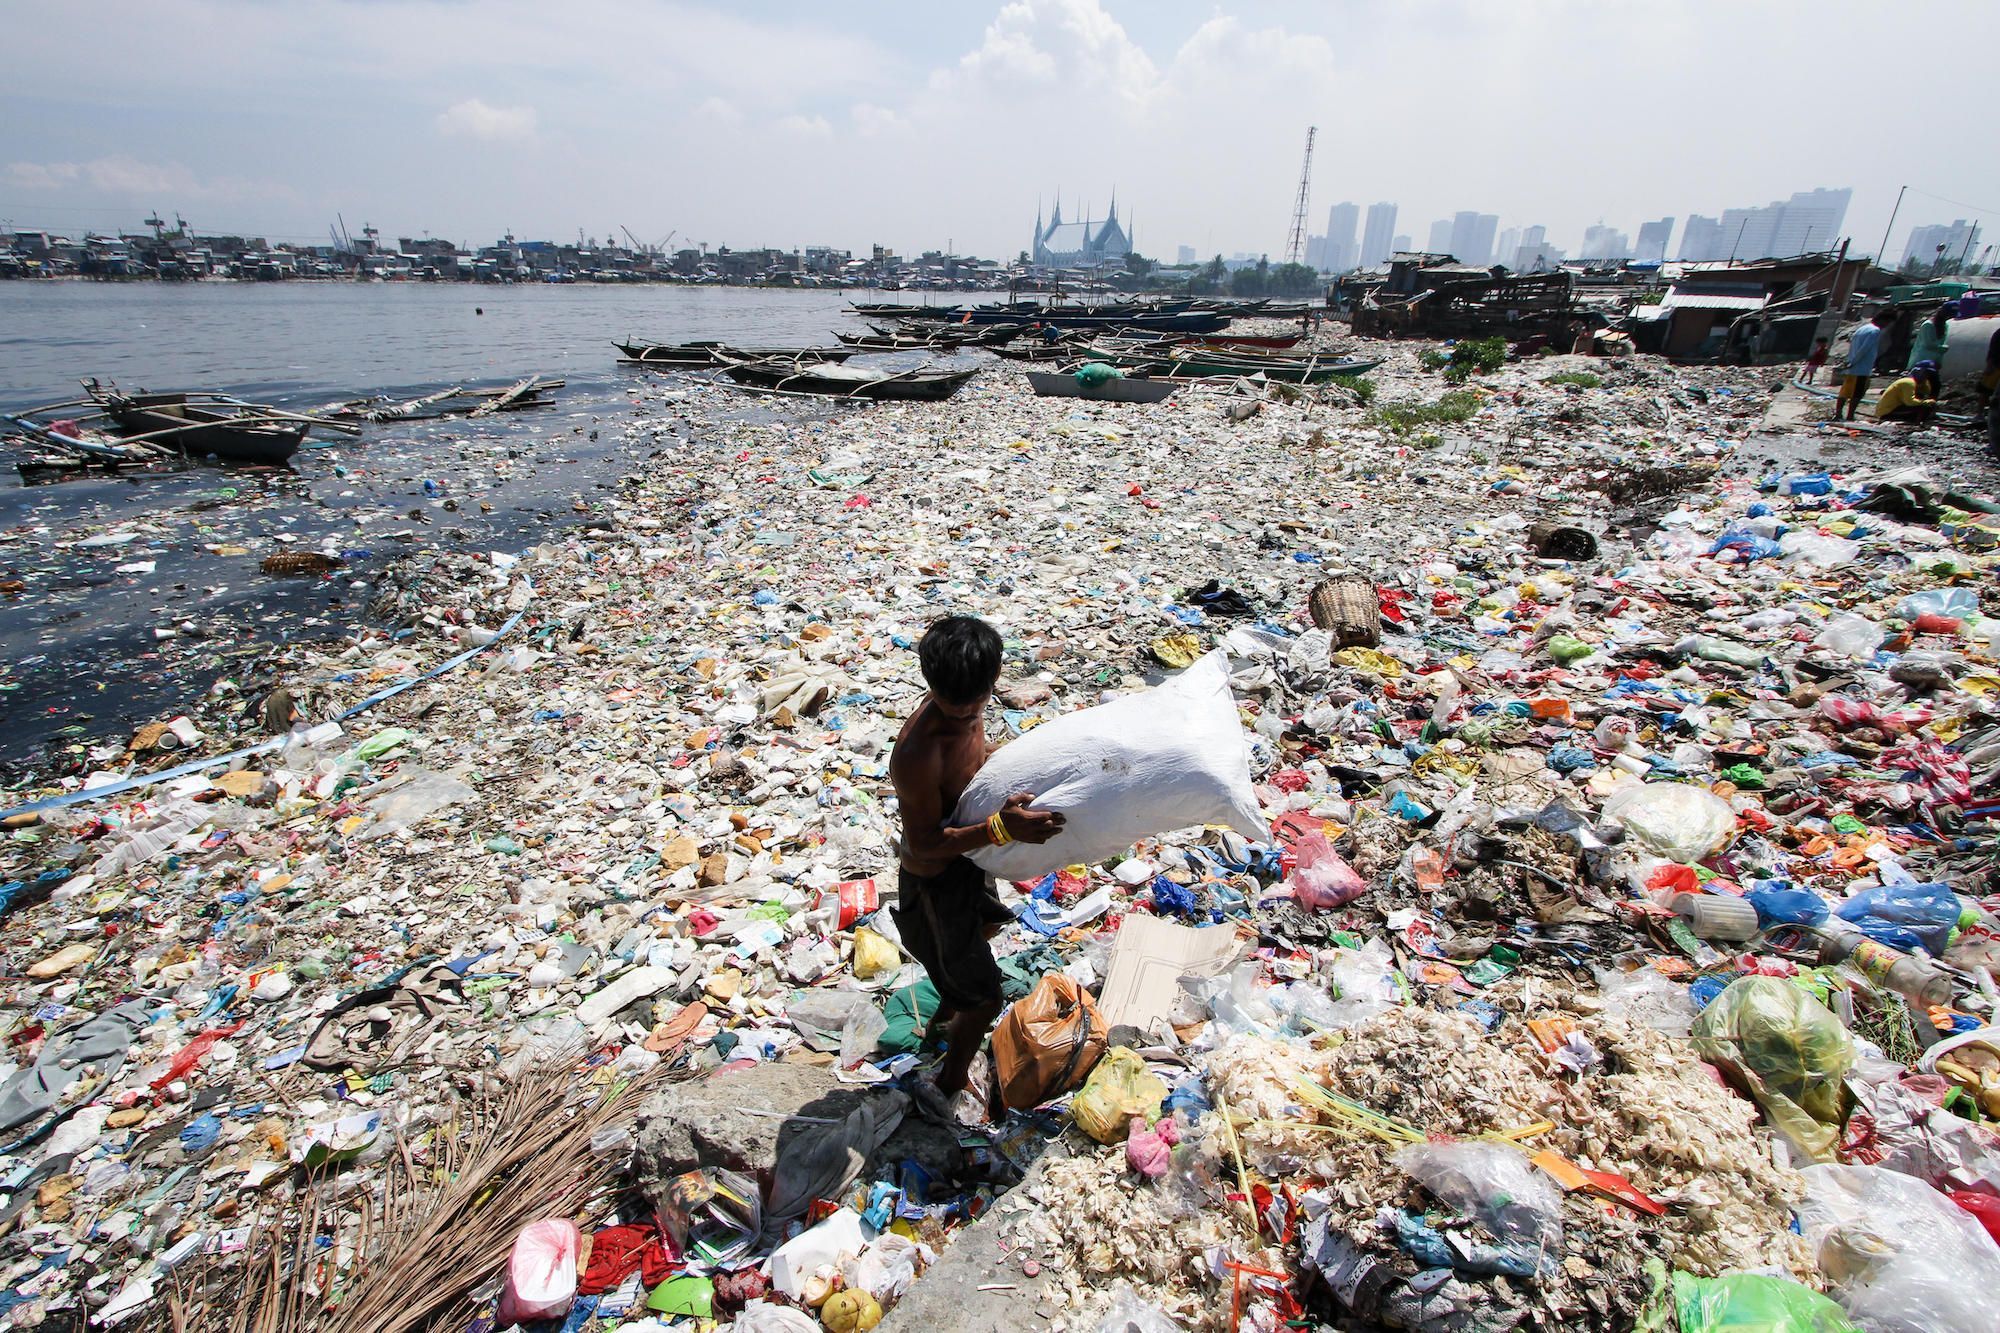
[
  {"xmin": 1284, "ymin": 126, "xmax": 1317, "ymax": 267},
  {"xmin": 1875, "ymin": 184, "xmax": 1906, "ymax": 271}
]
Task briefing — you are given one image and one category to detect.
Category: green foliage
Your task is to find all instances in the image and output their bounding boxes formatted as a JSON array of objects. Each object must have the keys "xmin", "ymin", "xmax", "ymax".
[
  {"xmin": 1418, "ymin": 348, "xmax": 1451, "ymax": 371},
  {"xmin": 1633, "ymin": 289, "xmax": 1664, "ymax": 306},
  {"xmin": 1436, "ymin": 336, "xmax": 1509, "ymax": 383},
  {"xmin": 1229, "ymin": 266, "xmax": 1266, "ymax": 297},
  {"xmin": 1124, "ymin": 252, "xmax": 1156, "ymax": 280},
  {"xmin": 1268, "ymin": 261, "xmax": 1320, "ymax": 296},
  {"xmin": 1544, "ymin": 370, "xmax": 1603, "ymax": 389},
  {"xmin": 1329, "ymin": 374, "xmax": 1377, "ymax": 405},
  {"xmin": 1369, "ymin": 390, "xmax": 1482, "ymax": 435}
]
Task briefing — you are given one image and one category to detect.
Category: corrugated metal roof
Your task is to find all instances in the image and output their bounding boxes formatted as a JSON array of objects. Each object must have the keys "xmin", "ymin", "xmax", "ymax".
[{"xmin": 1659, "ymin": 292, "xmax": 1768, "ymax": 312}]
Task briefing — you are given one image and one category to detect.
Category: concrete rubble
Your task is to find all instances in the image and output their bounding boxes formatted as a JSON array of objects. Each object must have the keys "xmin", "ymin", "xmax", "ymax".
[{"xmin": 1, "ymin": 330, "xmax": 1997, "ymax": 1332}]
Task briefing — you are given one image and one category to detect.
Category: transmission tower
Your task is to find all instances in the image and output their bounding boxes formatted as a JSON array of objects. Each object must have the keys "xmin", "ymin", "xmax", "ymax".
[{"xmin": 1284, "ymin": 125, "xmax": 1317, "ymax": 265}]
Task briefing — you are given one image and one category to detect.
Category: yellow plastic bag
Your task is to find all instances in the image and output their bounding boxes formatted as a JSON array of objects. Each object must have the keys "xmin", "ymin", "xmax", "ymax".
[
  {"xmin": 852, "ymin": 927, "xmax": 898, "ymax": 980},
  {"xmin": 1149, "ymin": 633, "xmax": 1203, "ymax": 669},
  {"xmin": 1332, "ymin": 647, "xmax": 1403, "ymax": 678},
  {"xmin": 1072, "ymin": 1046, "xmax": 1167, "ymax": 1145}
]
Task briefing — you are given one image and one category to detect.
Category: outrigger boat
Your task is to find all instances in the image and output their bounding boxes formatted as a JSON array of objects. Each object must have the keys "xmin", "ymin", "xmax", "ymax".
[
  {"xmin": 4, "ymin": 380, "xmax": 359, "ymax": 473},
  {"xmin": 615, "ymin": 340, "xmax": 855, "ymax": 367},
  {"xmin": 717, "ymin": 358, "xmax": 979, "ymax": 402}
]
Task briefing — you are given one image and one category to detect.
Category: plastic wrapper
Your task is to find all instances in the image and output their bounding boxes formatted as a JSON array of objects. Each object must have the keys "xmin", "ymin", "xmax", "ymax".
[
  {"xmin": 1594, "ymin": 965, "xmax": 1696, "ymax": 1036},
  {"xmin": 496, "ymin": 1218, "xmax": 580, "ymax": 1325},
  {"xmin": 1391, "ymin": 1139, "xmax": 1564, "ymax": 1264},
  {"xmin": 1799, "ymin": 1163, "xmax": 2000, "ymax": 1333},
  {"xmin": 841, "ymin": 1233, "xmax": 932, "ymax": 1302},
  {"xmin": 1285, "ymin": 830, "xmax": 1368, "ymax": 910},
  {"xmin": 358, "ymin": 766, "xmax": 475, "ymax": 840},
  {"xmin": 1834, "ymin": 882, "xmax": 1961, "ymax": 955},
  {"xmin": 1072, "ymin": 1046, "xmax": 1167, "ymax": 1145},
  {"xmin": 1693, "ymin": 975, "xmax": 1853, "ymax": 1162},
  {"xmin": 952, "ymin": 651, "xmax": 1267, "ymax": 880},
  {"xmin": 1603, "ymin": 781, "xmax": 1738, "ymax": 863},
  {"xmin": 1671, "ymin": 1271, "xmax": 1859, "ymax": 1332},
  {"xmin": 1094, "ymin": 1282, "xmax": 1184, "ymax": 1333}
]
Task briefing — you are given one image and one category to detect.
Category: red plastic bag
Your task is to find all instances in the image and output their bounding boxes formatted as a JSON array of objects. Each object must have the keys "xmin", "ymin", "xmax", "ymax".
[
  {"xmin": 497, "ymin": 1218, "xmax": 580, "ymax": 1325},
  {"xmin": 1287, "ymin": 832, "xmax": 1367, "ymax": 911},
  {"xmin": 1949, "ymin": 1191, "xmax": 2000, "ymax": 1246}
]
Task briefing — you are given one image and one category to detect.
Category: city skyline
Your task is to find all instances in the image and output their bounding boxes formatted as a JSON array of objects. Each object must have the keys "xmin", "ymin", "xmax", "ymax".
[{"xmin": 3, "ymin": 1, "xmax": 1994, "ymax": 268}]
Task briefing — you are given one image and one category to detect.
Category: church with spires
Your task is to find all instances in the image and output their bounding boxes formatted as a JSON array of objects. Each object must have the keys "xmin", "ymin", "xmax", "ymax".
[{"xmin": 1031, "ymin": 193, "xmax": 1132, "ymax": 267}]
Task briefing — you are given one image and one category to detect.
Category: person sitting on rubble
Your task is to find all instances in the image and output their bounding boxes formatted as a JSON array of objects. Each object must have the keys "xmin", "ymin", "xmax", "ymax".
[
  {"xmin": 890, "ymin": 615, "xmax": 1063, "ymax": 1122},
  {"xmin": 1873, "ymin": 361, "xmax": 1939, "ymax": 424}
]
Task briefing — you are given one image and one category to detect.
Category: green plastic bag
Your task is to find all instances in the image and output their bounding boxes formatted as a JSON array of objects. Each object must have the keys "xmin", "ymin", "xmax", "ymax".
[
  {"xmin": 1672, "ymin": 1272, "xmax": 1857, "ymax": 1332},
  {"xmin": 1692, "ymin": 975, "xmax": 1853, "ymax": 1162},
  {"xmin": 879, "ymin": 978, "xmax": 940, "ymax": 1054},
  {"xmin": 1075, "ymin": 361, "xmax": 1123, "ymax": 386}
]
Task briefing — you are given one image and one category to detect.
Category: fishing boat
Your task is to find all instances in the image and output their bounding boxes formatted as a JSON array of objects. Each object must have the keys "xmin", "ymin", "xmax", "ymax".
[
  {"xmin": 1085, "ymin": 350, "xmax": 1381, "ymax": 384},
  {"xmin": 718, "ymin": 358, "xmax": 978, "ymax": 401},
  {"xmin": 835, "ymin": 330, "xmax": 963, "ymax": 352},
  {"xmin": 93, "ymin": 391, "xmax": 314, "ymax": 464},
  {"xmin": 1195, "ymin": 332, "xmax": 1304, "ymax": 350},
  {"xmin": 1024, "ymin": 370, "xmax": 1180, "ymax": 404},
  {"xmin": 615, "ymin": 340, "xmax": 855, "ymax": 366}
]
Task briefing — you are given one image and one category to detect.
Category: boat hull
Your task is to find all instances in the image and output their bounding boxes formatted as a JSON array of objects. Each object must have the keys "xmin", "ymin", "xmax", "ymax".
[{"xmin": 1025, "ymin": 371, "xmax": 1180, "ymax": 403}]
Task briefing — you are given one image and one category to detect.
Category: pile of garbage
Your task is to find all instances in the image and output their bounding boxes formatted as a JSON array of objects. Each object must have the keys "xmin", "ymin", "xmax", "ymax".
[{"xmin": 0, "ymin": 335, "xmax": 1997, "ymax": 1333}]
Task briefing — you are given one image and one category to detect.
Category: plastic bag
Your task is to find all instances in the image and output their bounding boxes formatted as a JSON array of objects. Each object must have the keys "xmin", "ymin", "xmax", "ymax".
[
  {"xmin": 1782, "ymin": 533, "xmax": 1861, "ymax": 569},
  {"xmin": 851, "ymin": 926, "xmax": 898, "ymax": 980},
  {"xmin": 359, "ymin": 766, "xmax": 475, "ymax": 840},
  {"xmin": 953, "ymin": 651, "xmax": 1267, "ymax": 880},
  {"xmin": 1834, "ymin": 882, "xmax": 1961, "ymax": 955},
  {"xmin": 1072, "ymin": 1046, "xmax": 1167, "ymax": 1145},
  {"xmin": 1391, "ymin": 1140, "xmax": 1564, "ymax": 1263},
  {"xmin": 786, "ymin": 989, "xmax": 877, "ymax": 1053},
  {"xmin": 1897, "ymin": 588, "xmax": 1978, "ymax": 620},
  {"xmin": 839, "ymin": 1002, "xmax": 887, "ymax": 1068},
  {"xmin": 1815, "ymin": 613, "xmax": 1884, "ymax": 661},
  {"xmin": 1603, "ymin": 782, "xmax": 1738, "ymax": 863},
  {"xmin": 1286, "ymin": 831, "xmax": 1368, "ymax": 910},
  {"xmin": 1075, "ymin": 361, "xmax": 1123, "ymax": 386},
  {"xmin": 496, "ymin": 1218, "xmax": 580, "ymax": 1325},
  {"xmin": 1671, "ymin": 1271, "xmax": 1859, "ymax": 1332},
  {"xmin": 990, "ymin": 972, "xmax": 1107, "ymax": 1110},
  {"xmin": 1799, "ymin": 1163, "xmax": 2000, "ymax": 1333},
  {"xmin": 841, "ymin": 1233, "xmax": 933, "ymax": 1302},
  {"xmin": 877, "ymin": 979, "xmax": 939, "ymax": 1055},
  {"xmin": 1094, "ymin": 1282, "xmax": 1183, "ymax": 1333},
  {"xmin": 1751, "ymin": 884, "xmax": 1831, "ymax": 928},
  {"xmin": 1693, "ymin": 976, "xmax": 1854, "ymax": 1162},
  {"xmin": 732, "ymin": 1300, "xmax": 823, "ymax": 1333}
]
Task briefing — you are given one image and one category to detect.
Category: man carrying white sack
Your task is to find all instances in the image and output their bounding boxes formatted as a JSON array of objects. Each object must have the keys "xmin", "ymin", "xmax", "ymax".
[{"xmin": 889, "ymin": 615, "xmax": 1064, "ymax": 1121}]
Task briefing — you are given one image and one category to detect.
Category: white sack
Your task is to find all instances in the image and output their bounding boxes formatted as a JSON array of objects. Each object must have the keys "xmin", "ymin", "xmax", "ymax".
[{"xmin": 952, "ymin": 651, "xmax": 1267, "ymax": 880}]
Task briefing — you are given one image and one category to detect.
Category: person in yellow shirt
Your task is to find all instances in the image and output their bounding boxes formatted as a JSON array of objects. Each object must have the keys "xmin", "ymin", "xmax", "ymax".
[{"xmin": 1873, "ymin": 362, "xmax": 1938, "ymax": 423}]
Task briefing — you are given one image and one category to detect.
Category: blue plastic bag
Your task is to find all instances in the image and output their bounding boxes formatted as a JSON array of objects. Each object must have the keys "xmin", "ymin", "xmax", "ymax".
[
  {"xmin": 1835, "ymin": 882, "xmax": 1961, "ymax": 953},
  {"xmin": 1749, "ymin": 884, "xmax": 1830, "ymax": 928}
]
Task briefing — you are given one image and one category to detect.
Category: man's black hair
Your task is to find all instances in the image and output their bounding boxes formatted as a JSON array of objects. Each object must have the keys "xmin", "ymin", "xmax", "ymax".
[{"xmin": 918, "ymin": 615, "xmax": 1003, "ymax": 705}]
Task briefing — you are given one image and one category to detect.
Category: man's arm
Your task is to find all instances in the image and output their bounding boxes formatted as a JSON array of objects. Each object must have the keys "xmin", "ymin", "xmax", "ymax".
[{"xmin": 892, "ymin": 746, "xmax": 1000, "ymax": 864}]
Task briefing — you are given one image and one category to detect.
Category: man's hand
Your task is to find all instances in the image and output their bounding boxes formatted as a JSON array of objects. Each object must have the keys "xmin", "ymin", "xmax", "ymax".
[{"xmin": 1000, "ymin": 791, "xmax": 1065, "ymax": 845}]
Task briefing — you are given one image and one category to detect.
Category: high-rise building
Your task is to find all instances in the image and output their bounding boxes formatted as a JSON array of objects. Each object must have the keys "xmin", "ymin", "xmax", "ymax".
[
  {"xmin": 1634, "ymin": 217, "xmax": 1675, "ymax": 264},
  {"xmin": 1176, "ymin": 244, "xmax": 1196, "ymax": 265},
  {"xmin": 1580, "ymin": 225, "xmax": 1630, "ymax": 261},
  {"xmin": 1512, "ymin": 225, "xmax": 1560, "ymax": 271},
  {"xmin": 1323, "ymin": 201, "xmax": 1360, "ymax": 272},
  {"xmin": 1679, "ymin": 215, "xmax": 1723, "ymax": 260},
  {"xmin": 1392, "ymin": 234, "xmax": 1411, "ymax": 255},
  {"xmin": 1705, "ymin": 188, "xmax": 1851, "ymax": 262},
  {"xmin": 1494, "ymin": 227, "xmax": 1521, "ymax": 269},
  {"xmin": 1900, "ymin": 219, "xmax": 1982, "ymax": 273},
  {"xmin": 1426, "ymin": 219, "xmax": 1453, "ymax": 254},
  {"xmin": 1360, "ymin": 202, "xmax": 1397, "ymax": 267},
  {"xmin": 1445, "ymin": 211, "xmax": 1498, "ymax": 265}
]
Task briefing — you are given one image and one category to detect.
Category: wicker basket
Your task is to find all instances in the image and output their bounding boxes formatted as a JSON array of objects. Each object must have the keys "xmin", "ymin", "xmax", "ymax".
[
  {"xmin": 260, "ymin": 551, "xmax": 344, "ymax": 576},
  {"xmin": 1308, "ymin": 578, "xmax": 1380, "ymax": 648}
]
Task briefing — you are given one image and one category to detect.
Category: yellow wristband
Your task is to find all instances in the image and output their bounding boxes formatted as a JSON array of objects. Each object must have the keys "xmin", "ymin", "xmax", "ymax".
[{"xmin": 987, "ymin": 812, "xmax": 1012, "ymax": 846}]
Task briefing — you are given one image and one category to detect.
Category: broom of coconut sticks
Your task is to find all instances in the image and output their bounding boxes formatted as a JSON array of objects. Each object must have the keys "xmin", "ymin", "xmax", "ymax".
[{"xmin": 158, "ymin": 1053, "xmax": 673, "ymax": 1333}]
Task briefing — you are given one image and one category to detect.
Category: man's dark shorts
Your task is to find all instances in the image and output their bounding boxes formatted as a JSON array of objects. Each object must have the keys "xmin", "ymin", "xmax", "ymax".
[{"xmin": 891, "ymin": 856, "xmax": 1013, "ymax": 1013}]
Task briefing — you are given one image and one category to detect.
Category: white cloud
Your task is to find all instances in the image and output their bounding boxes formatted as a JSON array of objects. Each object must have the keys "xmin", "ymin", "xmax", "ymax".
[
  {"xmin": 693, "ymin": 96, "xmax": 743, "ymax": 127},
  {"xmin": 2, "ymin": 156, "xmax": 286, "ymax": 202},
  {"xmin": 775, "ymin": 113, "xmax": 832, "ymax": 139},
  {"xmin": 850, "ymin": 102, "xmax": 909, "ymax": 137},
  {"xmin": 435, "ymin": 98, "xmax": 538, "ymax": 141}
]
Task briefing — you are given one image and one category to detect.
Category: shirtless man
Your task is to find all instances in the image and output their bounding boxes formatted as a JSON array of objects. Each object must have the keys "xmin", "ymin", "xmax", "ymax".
[{"xmin": 889, "ymin": 615, "xmax": 1062, "ymax": 1118}]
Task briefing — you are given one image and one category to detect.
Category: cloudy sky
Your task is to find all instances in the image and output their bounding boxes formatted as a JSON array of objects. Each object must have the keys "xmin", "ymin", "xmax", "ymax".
[{"xmin": 5, "ymin": 0, "xmax": 1995, "ymax": 264}]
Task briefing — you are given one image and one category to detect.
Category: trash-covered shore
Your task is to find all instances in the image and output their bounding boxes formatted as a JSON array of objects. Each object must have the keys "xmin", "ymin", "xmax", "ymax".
[{"xmin": 2, "ymin": 335, "xmax": 1998, "ymax": 1333}]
